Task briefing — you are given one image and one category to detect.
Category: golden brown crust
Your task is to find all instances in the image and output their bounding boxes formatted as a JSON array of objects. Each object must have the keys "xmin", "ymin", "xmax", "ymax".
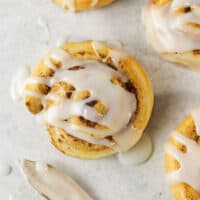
[
  {"xmin": 53, "ymin": 0, "xmax": 114, "ymax": 12},
  {"xmin": 47, "ymin": 125, "xmax": 114, "ymax": 159},
  {"xmin": 162, "ymin": 51, "xmax": 200, "ymax": 71},
  {"xmin": 152, "ymin": 0, "xmax": 171, "ymax": 6},
  {"xmin": 24, "ymin": 41, "xmax": 154, "ymax": 159},
  {"xmin": 165, "ymin": 115, "xmax": 200, "ymax": 199}
]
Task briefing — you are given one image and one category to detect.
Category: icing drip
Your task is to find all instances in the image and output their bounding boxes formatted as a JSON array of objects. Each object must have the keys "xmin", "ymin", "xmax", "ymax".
[
  {"xmin": 56, "ymin": 36, "xmax": 70, "ymax": 47},
  {"xmin": 10, "ymin": 65, "xmax": 31, "ymax": 102},
  {"xmin": 118, "ymin": 134, "xmax": 152, "ymax": 165},
  {"xmin": 145, "ymin": 0, "xmax": 200, "ymax": 52},
  {"xmin": 22, "ymin": 160, "xmax": 93, "ymax": 200},
  {"xmin": 37, "ymin": 17, "xmax": 50, "ymax": 45},
  {"xmin": 91, "ymin": 41, "xmax": 128, "ymax": 69},
  {"xmin": 191, "ymin": 107, "xmax": 200, "ymax": 136},
  {"xmin": 63, "ymin": 0, "xmax": 75, "ymax": 11},
  {"xmin": 166, "ymin": 131, "xmax": 200, "ymax": 192},
  {"xmin": 24, "ymin": 45, "xmax": 139, "ymax": 152},
  {"xmin": 90, "ymin": 0, "xmax": 99, "ymax": 7}
]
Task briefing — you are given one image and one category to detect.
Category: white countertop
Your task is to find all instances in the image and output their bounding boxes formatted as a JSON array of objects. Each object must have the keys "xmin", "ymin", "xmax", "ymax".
[{"xmin": 1, "ymin": 0, "xmax": 200, "ymax": 199}]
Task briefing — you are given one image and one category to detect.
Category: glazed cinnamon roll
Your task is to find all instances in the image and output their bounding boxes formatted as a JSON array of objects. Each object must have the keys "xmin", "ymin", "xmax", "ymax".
[
  {"xmin": 144, "ymin": 0, "xmax": 200, "ymax": 70},
  {"xmin": 24, "ymin": 41, "xmax": 154, "ymax": 159},
  {"xmin": 165, "ymin": 107, "xmax": 200, "ymax": 199},
  {"xmin": 53, "ymin": 0, "xmax": 114, "ymax": 12}
]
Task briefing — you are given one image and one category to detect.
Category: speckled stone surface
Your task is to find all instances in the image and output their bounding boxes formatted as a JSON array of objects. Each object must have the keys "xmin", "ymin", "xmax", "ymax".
[{"xmin": 0, "ymin": 0, "xmax": 200, "ymax": 199}]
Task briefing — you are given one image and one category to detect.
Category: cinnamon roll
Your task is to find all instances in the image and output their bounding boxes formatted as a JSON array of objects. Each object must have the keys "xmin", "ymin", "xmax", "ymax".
[
  {"xmin": 144, "ymin": 0, "xmax": 200, "ymax": 70},
  {"xmin": 53, "ymin": 0, "xmax": 114, "ymax": 12},
  {"xmin": 165, "ymin": 107, "xmax": 200, "ymax": 199},
  {"xmin": 24, "ymin": 41, "xmax": 154, "ymax": 159}
]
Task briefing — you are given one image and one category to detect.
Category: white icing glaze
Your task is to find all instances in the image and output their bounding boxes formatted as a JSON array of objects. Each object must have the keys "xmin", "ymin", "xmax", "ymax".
[
  {"xmin": 63, "ymin": 0, "xmax": 75, "ymax": 11},
  {"xmin": 37, "ymin": 17, "xmax": 50, "ymax": 45},
  {"xmin": 118, "ymin": 134, "xmax": 152, "ymax": 165},
  {"xmin": 56, "ymin": 36, "xmax": 70, "ymax": 47},
  {"xmin": 0, "ymin": 163, "xmax": 12, "ymax": 176},
  {"xmin": 10, "ymin": 65, "xmax": 31, "ymax": 102},
  {"xmin": 191, "ymin": 107, "xmax": 200, "ymax": 136},
  {"xmin": 107, "ymin": 40, "xmax": 123, "ymax": 49},
  {"xmin": 22, "ymin": 160, "xmax": 93, "ymax": 200},
  {"xmin": 23, "ymin": 90, "xmax": 44, "ymax": 99},
  {"xmin": 90, "ymin": 0, "xmax": 99, "ymax": 7},
  {"xmin": 24, "ymin": 45, "xmax": 140, "ymax": 152},
  {"xmin": 145, "ymin": 0, "xmax": 200, "ymax": 52},
  {"xmin": 45, "ymin": 63, "xmax": 134, "ymax": 134},
  {"xmin": 166, "ymin": 131, "xmax": 200, "ymax": 192},
  {"xmin": 91, "ymin": 41, "xmax": 128, "ymax": 68},
  {"xmin": 35, "ymin": 111, "xmax": 46, "ymax": 124},
  {"xmin": 113, "ymin": 125, "xmax": 143, "ymax": 153}
]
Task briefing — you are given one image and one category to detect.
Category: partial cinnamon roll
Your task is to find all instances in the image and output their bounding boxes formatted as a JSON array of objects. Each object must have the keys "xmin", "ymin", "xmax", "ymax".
[
  {"xmin": 165, "ymin": 107, "xmax": 200, "ymax": 199},
  {"xmin": 53, "ymin": 0, "xmax": 114, "ymax": 12},
  {"xmin": 144, "ymin": 0, "xmax": 200, "ymax": 71},
  {"xmin": 24, "ymin": 41, "xmax": 154, "ymax": 159}
]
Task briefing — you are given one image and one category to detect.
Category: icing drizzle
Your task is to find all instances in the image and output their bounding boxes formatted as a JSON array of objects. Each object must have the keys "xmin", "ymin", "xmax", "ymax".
[
  {"xmin": 166, "ymin": 108, "xmax": 200, "ymax": 192},
  {"xmin": 145, "ymin": 0, "xmax": 200, "ymax": 52},
  {"xmin": 24, "ymin": 42, "xmax": 140, "ymax": 152},
  {"xmin": 192, "ymin": 107, "xmax": 200, "ymax": 136}
]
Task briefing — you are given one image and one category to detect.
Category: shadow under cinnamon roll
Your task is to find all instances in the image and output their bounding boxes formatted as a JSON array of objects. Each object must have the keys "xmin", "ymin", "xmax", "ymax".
[
  {"xmin": 144, "ymin": 0, "xmax": 200, "ymax": 71},
  {"xmin": 24, "ymin": 41, "xmax": 154, "ymax": 159}
]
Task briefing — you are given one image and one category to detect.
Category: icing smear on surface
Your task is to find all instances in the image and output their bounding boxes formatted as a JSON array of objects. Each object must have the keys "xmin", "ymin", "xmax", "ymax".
[
  {"xmin": 10, "ymin": 65, "xmax": 31, "ymax": 102},
  {"xmin": 22, "ymin": 160, "xmax": 93, "ymax": 200},
  {"xmin": 37, "ymin": 17, "xmax": 50, "ymax": 45},
  {"xmin": 166, "ymin": 108, "xmax": 200, "ymax": 192},
  {"xmin": 23, "ymin": 42, "xmax": 141, "ymax": 152}
]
